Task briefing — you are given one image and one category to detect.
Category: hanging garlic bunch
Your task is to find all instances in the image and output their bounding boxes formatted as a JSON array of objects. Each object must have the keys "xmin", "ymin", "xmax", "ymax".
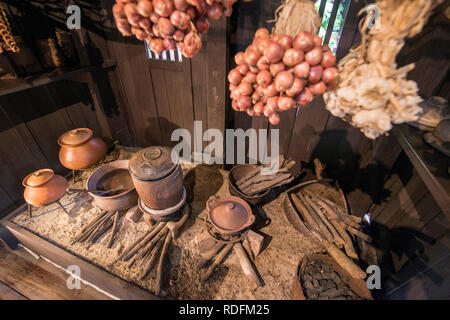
[{"xmin": 324, "ymin": 0, "xmax": 443, "ymax": 139}]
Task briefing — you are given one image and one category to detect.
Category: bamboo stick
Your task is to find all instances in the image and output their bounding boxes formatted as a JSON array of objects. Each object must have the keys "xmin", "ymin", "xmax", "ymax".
[{"xmin": 118, "ymin": 222, "xmax": 161, "ymax": 260}]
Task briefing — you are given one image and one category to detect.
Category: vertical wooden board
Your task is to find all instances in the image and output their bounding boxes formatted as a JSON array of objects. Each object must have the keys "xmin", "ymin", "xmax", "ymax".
[
  {"xmin": 119, "ymin": 42, "xmax": 162, "ymax": 146},
  {"xmin": 287, "ymin": 98, "xmax": 330, "ymax": 164},
  {"xmin": 150, "ymin": 68, "xmax": 172, "ymax": 147},
  {"xmin": 26, "ymin": 109, "xmax": 74, "ymax": 173},
  {"xmin": 65, "ymin": 102, "xmax": 102, "ymax": 137},
  {"xmin": 164, "ymin": 60, "xmax": 194, "ymax": 140},
  {"xmin": 267, "ymin": 109, "xmax": 296, "ymax": 157},
  {"xmin": 420, "ymin": 211, "xmax": 450, "ymax": 243},
  {"xmin": 206, "ymin": 18, "xmax": 227, "ymax": 141},
  {"xmin": 190, "ymin": 45, "xmax": 208, "ymax": 128},
  {"xmin": 0, "ymin": 185, "xmax": 16, "ymax": 218}
]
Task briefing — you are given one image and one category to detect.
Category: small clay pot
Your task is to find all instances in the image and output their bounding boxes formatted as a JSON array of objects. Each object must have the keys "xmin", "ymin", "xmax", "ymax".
[
  {"xmin": 129, "ymin": 146, "xmax": 184, "ymax": 210},
  {"xmin": 23, "ymin": 169, "xmax": 68, "ymax": 207},
  {"xmin": 58, "ymin": 128, "xmax": 107, "ymax": 170},
  {"xmin": 207, "ymin": 196, "xmax": 255, "ymax": 236}
]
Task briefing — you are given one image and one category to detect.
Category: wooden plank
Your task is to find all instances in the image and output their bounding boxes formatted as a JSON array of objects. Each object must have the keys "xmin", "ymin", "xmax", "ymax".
[
  {"xmin": 206, "ymin": 18, "xmax": 227, "ymax": 152},
  {"xmin": 335, "ymin": 0, "xmax": 366, "ymax": 60},
  {"xmin": 65, "ymin": 102, "xmax": 102, "ymax": 137},
  {"xmin": 150, "ymin": 68, "xmax": 172, "ymax": 146},
  {"xmin": 394, "ymin": 125, "xmax": 450, "ymax": 220},
  {"xmin": 0, "ymin": 281, "xmax": 28, "ymax": 300},
  {"xmin": 0, "ymin": 242, "xmax": 103, "ymax": 300},
  {"xmin": 26, "ymin": 109, "xmax": 74, "ymax": 173},
  {"xmin": 286, "ymin": 98, "xmax": 330, "ymax": 165},
  {"xmin": 2, "ymin": 220, "xmax": 158, "ymax": 300}
]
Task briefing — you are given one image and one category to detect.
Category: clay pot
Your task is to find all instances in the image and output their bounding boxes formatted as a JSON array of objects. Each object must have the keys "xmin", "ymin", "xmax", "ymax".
[
  {"xmin": 207, "ymin": 196, "xmax": 255, "ymax": 236},
  {"xmin": 86, "ymin": 160, "xmax": 138, "ymax": 211},
  {"xmin": 129, "ymin": 146, "xmax": 183, "ymax": 210},
  {"xmin": 228, "ymin": 164, "xmax": 271, "ymax": 205},
  {"xmin": 58, "ymin": 128, "xmax": 107, "ymax": 170},
  {"xmin": 23, "ymin": 169, "xmax": 68, "ymax": 207}
]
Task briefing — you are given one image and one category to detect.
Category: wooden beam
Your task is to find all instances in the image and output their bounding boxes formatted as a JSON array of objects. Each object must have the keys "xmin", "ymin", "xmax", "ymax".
[{"xmin": 2, "ymin": 220, "xmax": 159, "ymax": 300}]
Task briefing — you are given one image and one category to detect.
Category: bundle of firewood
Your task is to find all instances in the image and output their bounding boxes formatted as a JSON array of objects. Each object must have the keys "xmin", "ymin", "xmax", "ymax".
[
  {"xmin": 71, "ymin": 210, "xmax": 124, "ymax": 248},
  {"xmin": 117, "ymin": 206, "xmax": 188, "ymax": 295},
  {"xmin": 235, "ymin": 155, "xmax": 296, "ymax": 196},
  {"xmin": 290, "ymin": 190, "xmax": 371, "ymax": 279}
]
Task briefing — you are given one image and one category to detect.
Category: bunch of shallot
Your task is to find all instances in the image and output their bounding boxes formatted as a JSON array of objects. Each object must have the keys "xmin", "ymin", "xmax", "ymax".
[
  {"xmin": 228, "ymin": 28, "xmax": 338, "ymax": 125},
  {"xmin": 113, "ymin": 0, "xmax": 241, "ymax": 58}
]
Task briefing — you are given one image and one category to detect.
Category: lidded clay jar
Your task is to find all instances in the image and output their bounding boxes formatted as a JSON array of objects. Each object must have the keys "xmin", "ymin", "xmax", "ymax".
[
  {"xmin": 129, "ymin": 146, "xmax": 183, "ymax": 210},
  {"xmin": 58, "ymin": 128, "xmax": 107, "ymax": 170},
  {"xmin": 23, "ymin": 169, "xmax": 68, "ymax": 207},
  {"xmin": 207, "ymin": 196, "xmax": 255, "ymax": 236}
]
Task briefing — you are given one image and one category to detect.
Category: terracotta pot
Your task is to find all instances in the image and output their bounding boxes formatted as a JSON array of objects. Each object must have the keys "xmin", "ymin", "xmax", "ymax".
[
  {"xmin": 129, "ymin": 146, "xmax": 184, "ymax": 210},
  {"xmin": 23, "ymin": 169, "xmax": 68, "ymax": 207},
  {"xmin": 86, "ymin": 160, "xmax": 138, "ymax": 211},
  {"xmin": 58, "ymin": 128, "xmax": 107, "ymax": 170},
  {"xmin": 207, "ymin": 196, "xmax": 255, "ymax": 236}
]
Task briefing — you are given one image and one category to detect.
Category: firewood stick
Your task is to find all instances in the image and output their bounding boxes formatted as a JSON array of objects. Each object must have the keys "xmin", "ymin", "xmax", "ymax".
[
  {"xmin": 90, "ymin": 216, "xmax": 114, "ymax": 243},
  {"xmin": 291, "ymin": 193, "xmax": 320, "ymax": 231},
  {"xmin": 302, "ymin": 194, "xmax": 345, "ymax": 248},
  {"xmin": 84, "ymin": 218, "xmax": 107, "ymax": 243},
  {"xmin": 236, "ymin": 168, "xmax": 260, "ymax": 186},
  {"xmin": 296, "ymin": 193, "xmax": 334, "ymax": 243},
  {"xmin": 72, "ymin": 210, "xmax": 108, "ymax": 241},
  {"xmin": 243, "ymin": 173, "xmax": 292, "ymax": 195},
  {"xmin": 201, "ymin": 243, "xmax": 233, "ymax": 282},
  {"xmin": 155, "ymin": 232, "xmax": 172, "ymax": 295},
  {"xmin": 72, "ymin": 210, "xmax": 114, "ymax": 243},
  {"xmin": 140, "ymin": 235, "xmax": 165, "ymax": 279},
  {"xmin": 306, "ymin": 224, "xmax": 366, "ymax": 279},
  {"xmin": 242, "ymin": 237, "xmax": 254, "ymax": 262},
  {"xmin": 304, "ymin": 191, "xmax": 359, "ymax": 227},
  {"xmin": 107, "ymin": 211, "xmax": 119, "ymax": 248},
  {"xmin": 346, "ymin": 226, "xmax": 372, "ymax": 243},
  {"xmin": 234, "ymin": 242, "xmax": 263, "ymax": 288},
  {"xmin": 126, "ymin": 228, "xmax": 168, "ymax": 269},
  {"xmin": 317, "ymin": 206, "xmax": 358, "ymax": 259},
  {"xmin": 198, "ymin": 244, "xmax": 225, "ymax": 269},
  {"xmin": 118, "ymin": 222, "xmax": 162, "ymax": 260},
  {"xmin": 240, "ymin": 170, "xmax": 289, "ymax": 190},
  {"xmin": 121, "ymin": 223, "xmax": 166, "ymax": 261},
  {"xmin": 136, "ymin": 227, "xmax": 168, "ymax": 260}
]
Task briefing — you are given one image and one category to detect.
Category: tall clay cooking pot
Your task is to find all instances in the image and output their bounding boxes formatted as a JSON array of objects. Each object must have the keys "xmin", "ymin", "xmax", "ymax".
[
  {"xmin": 129, "ymin": 146, "xmax": 183, "ymax": 210},
  {"xmin": 58, "ymin": 128, "xmax": 107, "ymax": 170},
  {"xmin": 23, "ymin": 169, "xmax": 68, "ymax": 207}
]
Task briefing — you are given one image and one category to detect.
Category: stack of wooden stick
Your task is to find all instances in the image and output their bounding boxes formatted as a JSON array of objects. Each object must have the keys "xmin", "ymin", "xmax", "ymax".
[
  {"xmin": 71, "ymin": 210, "xmax": 123, "ymax": 248},
  {"xmin": 117, "ymin": 206, "xmax": 189, "ymax": 295},
  {"xmin": 236, "ymin": 156, "xmax": 296, "ymax": 196},
  {"xmin": 290, "ymin": 190, "xmax": 372, "ymax": 279}
]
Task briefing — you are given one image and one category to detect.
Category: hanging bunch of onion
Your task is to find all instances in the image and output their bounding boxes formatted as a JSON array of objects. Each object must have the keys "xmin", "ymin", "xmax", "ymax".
[
  {"xmin": 112, "ymin": 0, "xmax": 241, "ymax": 58},
  {"xmin": 228, "ymin": 28, "xmax": 338, "ymax": 125}
]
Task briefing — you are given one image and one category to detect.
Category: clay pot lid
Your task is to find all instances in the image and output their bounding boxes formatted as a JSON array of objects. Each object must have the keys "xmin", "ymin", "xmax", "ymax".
[
  {"xmin": 57, "ymin": 128, "xmax": 93, "ymax": 147},
  {"xmin": 208, "ymin": 196, "xmax": 254, "ymax": 233},
  {"xmin": 129, "ymin": 146, "xmax": 179, "ymax": 181},
  {"xmin": 23, "ymin": 169, "xmax": 54, "ymax": 187}
]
